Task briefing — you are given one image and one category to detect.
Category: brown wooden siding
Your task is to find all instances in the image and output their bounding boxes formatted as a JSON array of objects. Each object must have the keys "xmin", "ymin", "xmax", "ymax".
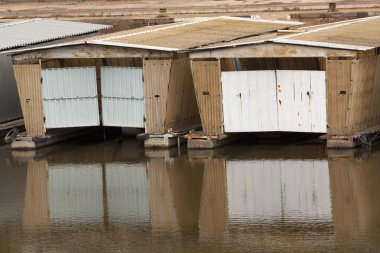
[
  {"xmin": 191, "ymin": 60, "xmax": 224, "ymax": 136},
  {"xmin": 326, "ymin": 59, "xmax": 352, "ymax": 135},
  {"xmin": 165, "ymin": 57, "xmax": 201, "ymax": 131},
  {"xmin": 13, "ymin": 64, "xmax": 45, "ymax": 136},
  {"xmin": 144, "ymin": 59, "xmax": 172, "ymax": 133},
  {"xmin": 346, "ymin": 56, "xmax": 378, "ymax": 132}
]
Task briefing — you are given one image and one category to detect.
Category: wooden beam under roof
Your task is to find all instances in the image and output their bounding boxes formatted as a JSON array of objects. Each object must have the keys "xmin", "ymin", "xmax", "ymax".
[
  {"xmin": 190, "ymin": 43, "xmax": 358, "ymax": 59},
  {"xmin": 12, "ymin": 44, "xmax": 174, "ymax": 63}
]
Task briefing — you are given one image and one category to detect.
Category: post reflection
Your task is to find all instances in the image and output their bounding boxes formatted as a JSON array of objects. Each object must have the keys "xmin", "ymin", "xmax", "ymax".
[{"xmin": 5, "ymin": 143, "xmax": 380, "ymax": 252}]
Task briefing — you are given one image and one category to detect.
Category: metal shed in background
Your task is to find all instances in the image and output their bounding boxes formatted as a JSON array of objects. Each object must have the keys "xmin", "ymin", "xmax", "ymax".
[
  {"xmin": 10, "ymin": 17, "xmax": 302, "ymax": 149},
  {"xmin": 189, "ymin": 16, "xmax": 380, "ymax": 149},
  {"xmin": 0, "ymin": 19, "xmax": 110, "ymax": 136}
]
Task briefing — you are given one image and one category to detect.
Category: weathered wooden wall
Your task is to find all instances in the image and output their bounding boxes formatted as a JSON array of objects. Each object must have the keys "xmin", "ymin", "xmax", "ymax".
[
  {"xmin": 327, "ymin": 55, "xmax": 380, "ymax": 135},
  {"xmin": 143, "ymin": 59, "xmax": 172, "ymax": 134},
  {"xmin": 13, "ymin": 64, "xmax": 45, "ymax": 136},
  {"xmin": 191, "ymin": 60, "xmax": 224, "ymax": 136},
  {"xmin": 165, "ymin": 57, "xmax": 200, "ymax": 132}
]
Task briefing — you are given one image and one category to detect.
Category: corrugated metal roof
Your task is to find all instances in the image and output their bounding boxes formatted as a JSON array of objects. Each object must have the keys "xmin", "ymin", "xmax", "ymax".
[
  {"xmin": 273, "ymin": 16, "xmax": 380, "ymax": 51},
  {"xmin": 0, "ymin": 18, "xmax": 110, "ymax": 51},
  {"xmin": 89, "ymin": 17, "xmax": 302, "ymax": 51}
]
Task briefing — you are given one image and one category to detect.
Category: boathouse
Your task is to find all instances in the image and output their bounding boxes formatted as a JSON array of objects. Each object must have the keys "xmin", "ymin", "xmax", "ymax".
[
  {"xmin": 10, "ymin": 17, "xmax": 301, "ymax": 149},
  {"xmin": 188, "ymin": 16, "xmax": 380, "ymax": 148},
  {"xmin": 0, "ymin": 19, "xmax": 110, "ymax": 136}
]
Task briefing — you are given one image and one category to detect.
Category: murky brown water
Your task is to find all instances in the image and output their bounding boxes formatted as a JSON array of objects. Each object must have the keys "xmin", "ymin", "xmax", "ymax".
[{"xmin": 1, "ymin": 137, "xmax": 380, "ymax": 252}]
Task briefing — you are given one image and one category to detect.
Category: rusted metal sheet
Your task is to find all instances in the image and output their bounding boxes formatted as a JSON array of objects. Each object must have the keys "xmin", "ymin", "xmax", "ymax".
[
  {"xmin": 191, "ymin": 60, "xmax": 224, "ymax": 136},
  {"xmin": 221, "ymin": 71, "xmax": 278, "ymax": 132},
  {"xmin": 99, "ymin": 17, "xmax": 300, "ymax": 50},
  {"xmin": 227, "ymin": 159, "xmax": 331, "ymax": 223},
  {"xmin": 0, "ymin": 54, "xmax": 22, "ymax": 123},
  {"xmin": 274, "ymin": 16, "xmax": 380, "ymax": 50},
  {"xmin": 277, "ymin": 70, "xmax": 327, "ymax": 133},
  {"xmin": 13, "ymin": 64, "xmax": 45, "ymax": 136},
  {"xmin": 101, "ymin": 67, "xmax": 144, "ymax": 128},
  {"xmin": 42, "ymin": 67, "xmax": 100, "ymax": 128},
  {"xmin": 143, "ymin": 59, "xmax": 171, "ymax": 134}
]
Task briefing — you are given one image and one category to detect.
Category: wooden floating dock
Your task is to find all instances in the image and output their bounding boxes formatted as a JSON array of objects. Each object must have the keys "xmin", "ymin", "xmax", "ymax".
[
  {"xmin": 326, "ymin": 126, "xmax": 380, "ymax": 149},
  {"xmin": 186, "ymin": 131, "xmax": 241, "ymax": 149},
  {"xmin": 11, "ymin": 128, "xmax": 98, "ymax": 150}
]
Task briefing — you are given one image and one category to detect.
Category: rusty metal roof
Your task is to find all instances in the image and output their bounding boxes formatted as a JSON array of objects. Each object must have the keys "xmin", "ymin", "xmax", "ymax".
[
  {"xmin": 273, "ymin": 16, "xmax": 380, "ymax": 51},
  {"xmin": 89, "ymin": 17, "xmax": 302, "ymax": 51}
]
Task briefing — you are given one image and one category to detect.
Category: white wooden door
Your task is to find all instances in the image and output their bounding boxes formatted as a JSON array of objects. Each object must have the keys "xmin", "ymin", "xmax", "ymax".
[
  {"xmin": 221, "ymin": 71, "xmax": 278, "ymax": 132},
  {"xmin": 221, "ymin": 70, "xmax": 327, "ymax": 133},
  {"xmin": 101, "ymin": 67, "xmax": 144, "ymax": 128},
  {"xmin": 277, "ymin": 70, "xmax": 326, "ymax": 133}
]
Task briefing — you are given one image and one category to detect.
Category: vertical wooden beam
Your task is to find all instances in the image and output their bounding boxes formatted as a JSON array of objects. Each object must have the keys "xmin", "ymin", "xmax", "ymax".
[
  {"xmin": 346, "ymin": 56, "xmax": 377, "ymax": 132},
  {"xmin": 191, "ymin": 60, "xmax": 224, "ymax": 136},
  {"xmin": 143, "ymin": 59, "xmax": 172, "ymax": 134},
  {"xmin": 326, "ymin": 59, "xmax": 351, "ymax": 135},
  {"xmin": 13, "ymin": 64, "xmax": 45, "ymax": 136}
]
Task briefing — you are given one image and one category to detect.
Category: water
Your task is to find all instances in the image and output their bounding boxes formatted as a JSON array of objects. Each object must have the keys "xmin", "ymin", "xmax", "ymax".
[{"xmin": 1, "ymin": 138, "xmax": 380, "ymax": 252}]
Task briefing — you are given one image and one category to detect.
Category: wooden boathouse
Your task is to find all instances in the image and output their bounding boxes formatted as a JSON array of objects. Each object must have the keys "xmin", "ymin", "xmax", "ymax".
[
  {"xmin": 189, "ymin": 16, "xmax": 380, "ymax": 148},
  {"xmin": 10, "ymin": 17, "xmax": 301, "ymax": 149},
  {"xmin": 0, "ymin": 19, "xmax": 110, "ymax": 138}
]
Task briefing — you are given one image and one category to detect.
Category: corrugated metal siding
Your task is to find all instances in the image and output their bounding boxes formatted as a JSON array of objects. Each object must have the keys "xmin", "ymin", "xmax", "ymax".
[
  {"xmin": 222, "ymin": 71, "xmax": 278, "ymax": 132},
  {"xmin": 221, "ymin": 70, "xmax": 326, "ymax": 133},
  {"xmin": 48, "ymin": 164, "xmax": 103, "ymax": 223},
  {"xmin": 106, "ymin": 163, "xmax": 150, "ymax": 224},
  {"xmin": 42, "ymin": 67, "xmax": 100, "ymax": 128},
  {"xmin": 105, "ymin": 17, "xmax": 298, "ymax": 50},
  {"xmin": 277, "ymin": 70, "xmax": 327, "ymax": 133},
  {"xmin": 191, "ymin": 60, "xmax": 224, "ymax": 135},
  {"xmin": 144, "ymin": 59, "xmax": 172, "ymax": 133},
  {"xmin": 13, "ymin": 64, "xmax": 45, "ymax": 136},
  {"xmin": 101, "ymin": 67, "xmax": 144, "ymax": 128},
  {"xmin": 226, "ymin": 160, "xmax": 332, "ymax": 224},
  {"xmin": 0, "ymin": 19, "xmax": 110, "ymax": 51},
  {"xmin": 0, "ymin": 54, "xmax": 22, "ymax": 123}
]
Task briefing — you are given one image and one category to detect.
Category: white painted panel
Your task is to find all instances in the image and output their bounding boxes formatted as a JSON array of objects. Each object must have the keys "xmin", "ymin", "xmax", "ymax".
[
  {"xmin": 222, "ymin": 71, "xmax": 278, "ymax": 132},
  {"xmin": 42, "ymin": 67, "xmax": 100, "ymax": 128},
  {"xmin": 101, "ymin": 67, "xmax": 144, "ymax": 128},
  {"xmin": 106, "ymin": 163, "xmax": 150, "ymax": 224},
  {"xmin": 226, "ymin": 159, "xmax": 332, "ymax": 224},
  {"xmin": 277, "ymin": 70, "xmax": 326, "ymax": 133},
  {"xmin": 48, "ymin": 164, "xmax": 103, "ymax": 224}
]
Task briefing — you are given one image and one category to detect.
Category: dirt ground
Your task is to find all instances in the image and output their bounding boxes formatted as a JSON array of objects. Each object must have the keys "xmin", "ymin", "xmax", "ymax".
[{"xmin": 0, "ymin": 0, "xmax": 379, "ymax": 20}]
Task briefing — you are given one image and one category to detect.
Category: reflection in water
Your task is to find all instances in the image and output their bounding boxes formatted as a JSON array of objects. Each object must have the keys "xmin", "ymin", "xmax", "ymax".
[{"xmin": 1, "ymin": 141, "xmax": 380, "ymax": 252}]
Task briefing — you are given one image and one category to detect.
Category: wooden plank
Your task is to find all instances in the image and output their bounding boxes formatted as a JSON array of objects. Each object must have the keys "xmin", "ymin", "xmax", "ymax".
[
  {"xmin": 326, "ymin": 60, "xmax": 351, "ymax": 135},
  {"xmin": 190, "ymin": 43, "xmax": 357, "ymax": 59},
  {"xmin": 346, "ymin": 57, "xmax": 377, "ymax": 132},
  {"xmin": 13, "ymin": 44, "xmax": 173, "ymax": 63},
  {"xmin": 13, "ymin": 64, "xmax": 45, "ymax": 136},
  {"xmin": 191, "ymin": 60, "xmax": 224, "ymax": 136},
  {"xmin": 165, "ymin": 57, "xmax": 201, "ymax": 131},
  {"xmin": 143, "ymin": 59, "xmax": 172, "ymax": 134},
  {"xmin": 370, "ymin": 56, "xmax": 380, "ymax": 127}
]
